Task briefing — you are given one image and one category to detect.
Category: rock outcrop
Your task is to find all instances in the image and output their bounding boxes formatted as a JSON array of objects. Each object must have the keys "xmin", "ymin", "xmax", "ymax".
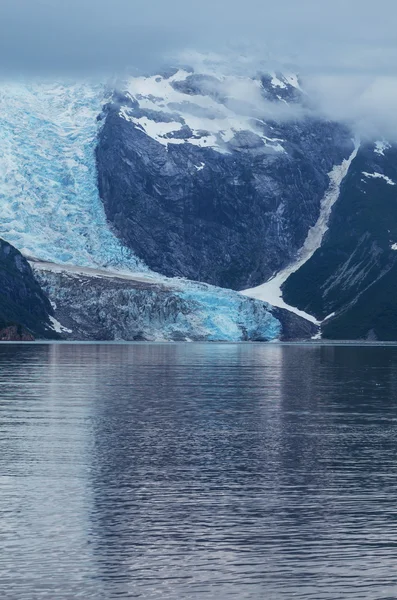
[{"xmin": 0, "ymin": 239, "xmax": 55, "ymax": 339}]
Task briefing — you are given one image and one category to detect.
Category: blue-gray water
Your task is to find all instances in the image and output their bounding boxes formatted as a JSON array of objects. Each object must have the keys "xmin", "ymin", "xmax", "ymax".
[{"xmin": 1, "ymin": 343, "xmax": 397, "ymax": 599}]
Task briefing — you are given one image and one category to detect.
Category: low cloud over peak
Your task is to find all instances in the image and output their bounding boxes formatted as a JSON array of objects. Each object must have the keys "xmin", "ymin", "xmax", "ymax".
[
  {"xmin": 1, "ymin": 0, "xmax": 397, "ymax": 76},
  {"xmin": 1, "ymin": 0, "xmax": 397, "ymax": 140}
]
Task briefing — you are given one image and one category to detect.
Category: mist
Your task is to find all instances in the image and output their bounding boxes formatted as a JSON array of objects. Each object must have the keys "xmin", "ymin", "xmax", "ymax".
[
  {"xmin": 1, "ymin": 0, "xmax": 397, "ymax": 140},
  {"xmin": 1, "ymin": 0, "xmax": 397, "ymax": 76}
]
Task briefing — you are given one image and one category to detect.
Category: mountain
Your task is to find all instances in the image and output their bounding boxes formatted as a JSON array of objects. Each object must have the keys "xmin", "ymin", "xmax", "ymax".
[
  {"xmin": 96, "ymin": 69, "xmax": 353, "ymax": 290},
  {"xmin": 283, "ymin": 141, "xmax": 397, "ymax": 340},
  {"xmin": 0, "ymin": 66, "xmax": 394, "ymax": 341}
]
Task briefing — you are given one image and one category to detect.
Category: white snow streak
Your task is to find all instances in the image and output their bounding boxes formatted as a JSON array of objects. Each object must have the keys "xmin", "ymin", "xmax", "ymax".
[
  {"xmin": 323, "ymin": 312, "xmax": 336, "ymax": 321},
  {"xmin": 241, "ymin": 142, "xmax": 360, "ymax": 324},
  {"xmin": 49, "ymin": 316, "xmax": 72, "ymax": 334},
  {"xmin": 374, "ymin": 141, "xmax": 391, "ymax": 156},
  {"xmin": 362, "ymin": 171, "xmax": 396, "ymax": 186}
]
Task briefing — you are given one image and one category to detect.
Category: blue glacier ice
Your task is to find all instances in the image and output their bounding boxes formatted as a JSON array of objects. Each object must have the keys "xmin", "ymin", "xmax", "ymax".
[
  {"xmin": 176, "ymin": 281, "xmax": 282, "ymax": 341},
  {"xmin": 0, "ymin": 80, "xmax": 144, "ymax": 269},
  {"xmin": 34, "ymin": 265, "xmax": 283, "ymax": 342}
]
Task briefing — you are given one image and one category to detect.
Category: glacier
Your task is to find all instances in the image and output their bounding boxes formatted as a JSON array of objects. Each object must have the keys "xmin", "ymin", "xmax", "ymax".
[
  {"xmin": 32, "ymin": 261, "xmax": 288, "ymax": 342},
  {"xmin": 0, "ymin": 73, "xmax": 322, "ymax": 342},
  {"xmin": 176, "ymin": 281, "xmax": 282, "ymax": 342},
  {"xmin": 0, "ymin": 80, "xmax": 144, "ymax": 269}
]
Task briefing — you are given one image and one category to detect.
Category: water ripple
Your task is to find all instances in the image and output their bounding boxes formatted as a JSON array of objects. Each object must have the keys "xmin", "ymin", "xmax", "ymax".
[{"xmin": 0, "ymin": 343, "xmax": 397, "ymax": 598}]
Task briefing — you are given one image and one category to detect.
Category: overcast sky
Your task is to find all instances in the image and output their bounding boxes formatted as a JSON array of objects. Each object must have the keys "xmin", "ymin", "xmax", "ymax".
[
  {"xmin": 1, "ymin": 0, "xmax": 396, "ymax": 138},
  {"xmin": 1, "ymin": 0, "xmax": 396, "ymax": 75}
]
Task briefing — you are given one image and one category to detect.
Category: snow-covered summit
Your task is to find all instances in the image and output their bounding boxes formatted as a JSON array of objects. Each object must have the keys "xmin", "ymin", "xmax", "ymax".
[
  {"xmin": 98, "ymin": 64, "xmax": 352, "ymax": 292},
  {"xmin": 117, "ymin": 67, "xmax": 303, "ymax": 154}
]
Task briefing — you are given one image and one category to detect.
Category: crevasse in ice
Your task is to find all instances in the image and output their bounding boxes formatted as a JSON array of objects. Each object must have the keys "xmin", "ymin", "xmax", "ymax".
[
  {"xmin": 0, "ymin": 80, "xmax": 144, "ymax": 269},
  {"xmin": 176, "ymin": 282, "xmax": 281, "ymax": 341}
]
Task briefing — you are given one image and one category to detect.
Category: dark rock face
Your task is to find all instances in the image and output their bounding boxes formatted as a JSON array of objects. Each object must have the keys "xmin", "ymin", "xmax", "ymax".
[
  {"xmin": 283, "ymin": 143, "xmax": 397, "ymax": 340},
  {"xmin": 96, "ymin": 71, "xmax": 353, "ymax": 291},
  {"xmin": 272, "ymin": 308, "xmax": 318, "ymax": 341},
  {"xmin": 0, "ymin": 326, "xmax": 35, "ymax": 341},
  {"xmin": 0, "ymin": 240, "xmax": 55, "ymax": 339}
]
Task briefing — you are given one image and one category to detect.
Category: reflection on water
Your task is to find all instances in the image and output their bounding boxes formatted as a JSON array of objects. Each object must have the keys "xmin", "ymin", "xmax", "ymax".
[{"xmin": 1, "ymin": 343, "xmax": 397, "ymax": 599}]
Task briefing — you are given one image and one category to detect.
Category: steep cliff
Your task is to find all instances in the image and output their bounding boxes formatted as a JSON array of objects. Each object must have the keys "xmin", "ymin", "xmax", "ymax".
[
  {"xmin": 283, "ymin": 142, "xmax": 397, "ymax": 340},
  {"xmin": 0, "ymin": 239, "xmax": 55, "ymax": 339},
  {"xmin": 96, "ymin": 70, "xmax": 353, "ymax": 290}
]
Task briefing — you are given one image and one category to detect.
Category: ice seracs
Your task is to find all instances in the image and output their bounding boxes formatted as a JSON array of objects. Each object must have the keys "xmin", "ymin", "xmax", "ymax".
[
  {"xmin": 33, "ymin": 259, "xmax": 284, "ymax": 342},
  {"xmin": 0, "ymin": 81, "xmax": 144, "ymax": 270}
]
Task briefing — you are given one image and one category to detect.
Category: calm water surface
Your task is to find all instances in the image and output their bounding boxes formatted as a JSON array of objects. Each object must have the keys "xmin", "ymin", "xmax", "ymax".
[{"xmin": 1, "ymin": 343, "xmax": 397, "ymax": 599}]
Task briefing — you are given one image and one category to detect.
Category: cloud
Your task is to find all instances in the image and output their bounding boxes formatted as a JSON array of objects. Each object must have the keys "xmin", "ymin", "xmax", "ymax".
[
  {"xmin": 1, "ymin": 0, "xmax": 397, "ymax": 140},
  {"xmin": 302, "ymin": 74, "xmax": 397, "ymax": 141},
  {"xmin": 1, "ymin": 0, "xmax": 397, "ymax": 76}
]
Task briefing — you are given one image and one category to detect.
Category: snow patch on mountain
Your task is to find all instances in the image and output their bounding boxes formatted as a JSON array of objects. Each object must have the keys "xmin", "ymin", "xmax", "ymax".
[
  {"xmin": 241, "ymin": 141, "xmax": 360, "ymax": 323},
  {"xmin": 362, "ymin": 171, "xmax": 396, "ymax": 186},
  {"xmin": 270, "ymin": 73, "xmax": 301, "ymax": 91},
  {"xmin": 374, "ymin": 141, "xmax": 391, "ymax": 156},
  {"xmin": 0, "ymin": 81, "xmax": 144, "ymax": 269},
  {"xmin": 119, "ymin": 69, "xmax": 290, "ymax": 153},
  {"xmin": 49, "ymin": 315, "xmax": 72, "ymax": 334},
  {"xmin": 242, "ymin": 270, "xmax": 320, "ymax": 324}
]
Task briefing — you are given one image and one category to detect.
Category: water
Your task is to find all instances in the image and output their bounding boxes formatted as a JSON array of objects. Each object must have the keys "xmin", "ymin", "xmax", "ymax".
[{"xmin": 1, "ymin": 343, "xmax": 397, "ymax": 599}]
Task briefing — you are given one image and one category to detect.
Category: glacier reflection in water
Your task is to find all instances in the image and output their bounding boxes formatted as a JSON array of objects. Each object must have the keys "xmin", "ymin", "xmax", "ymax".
[{"xmin": 0, "ymin": 343, "xmax": 397, "ymax": 599}]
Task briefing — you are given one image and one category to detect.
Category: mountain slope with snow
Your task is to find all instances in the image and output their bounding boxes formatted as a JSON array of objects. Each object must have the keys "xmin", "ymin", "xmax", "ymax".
[
  {"xmin": 0, "ymin": 75, "xmax": 320, "ymax": 341},
  {"xmin": 97, "ymin": 68, "xmax": 353, "ymax": 290},
  {"xmin": 283, "ymin": 141, "xmax": 397, "ymax": 340},
  {"xmin": 242, "ymin": 142, "xmax": 359, "ymax": 324},
  {"xmin": 1, "ymin": 66, "xmax": 396, "ymax": 341}
]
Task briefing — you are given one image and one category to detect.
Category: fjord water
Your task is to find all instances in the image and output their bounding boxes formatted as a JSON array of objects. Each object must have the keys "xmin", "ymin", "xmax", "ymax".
[{"xmin": 1, "ymin": 344, "xmax": 397, "ymax": 599}]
